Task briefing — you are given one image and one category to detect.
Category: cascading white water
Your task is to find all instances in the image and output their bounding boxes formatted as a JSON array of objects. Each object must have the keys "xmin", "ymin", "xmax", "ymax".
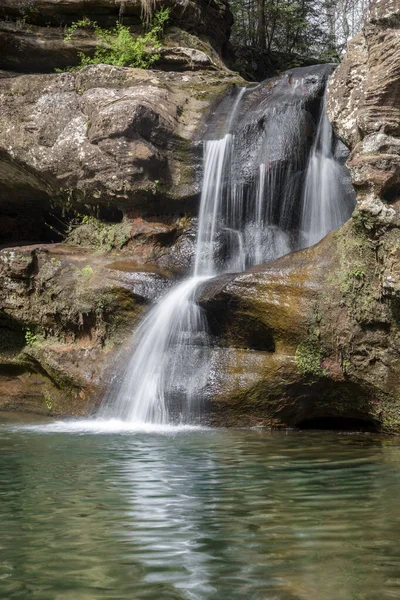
[
  {"xmin": 100, "ymin": 111, "xmax": 241, "ymax": 425},
  {"xmin": 254, "ymin": 164, "xmax": 266, "ymax": 264},
  {"xmin": 194, "ymin": 135, "xmax": 233, "ymax": 276},
  {"xmin": 100, "ymin": 276, "xmax": 210, "ymax": 424},
  {"xmin": 100, "ymin": 68, "xmax": 355, "ymax": 426},
  {"xmin": 301, "ymin": 96, "xmax": 354, "ymax": 247}
]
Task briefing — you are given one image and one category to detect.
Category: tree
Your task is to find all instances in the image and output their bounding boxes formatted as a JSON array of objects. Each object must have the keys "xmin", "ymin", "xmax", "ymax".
[
  {"xmin": 230, "ymin": 0, "xmax": 369, "ymax": 62},
  {"xmin": 257, "ymin": 0, "xmax": 267, "ymax": 49}
]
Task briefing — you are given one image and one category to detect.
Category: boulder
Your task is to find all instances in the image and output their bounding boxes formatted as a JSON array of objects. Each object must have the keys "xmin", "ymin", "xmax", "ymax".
[{"xmin": 0, "ymin": 64, "xmax": 242, "ymax": 244}]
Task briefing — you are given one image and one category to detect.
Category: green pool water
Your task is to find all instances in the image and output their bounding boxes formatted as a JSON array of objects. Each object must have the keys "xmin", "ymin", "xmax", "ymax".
[{"xmin": 1, "ymin": 415, "xmax": 400, "ymax": 600}]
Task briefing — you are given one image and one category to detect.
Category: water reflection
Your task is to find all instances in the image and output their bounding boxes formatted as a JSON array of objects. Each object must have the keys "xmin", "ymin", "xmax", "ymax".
[{"xmin": 1, "ymin": 422, "xmax": 400, "ymax": 599}]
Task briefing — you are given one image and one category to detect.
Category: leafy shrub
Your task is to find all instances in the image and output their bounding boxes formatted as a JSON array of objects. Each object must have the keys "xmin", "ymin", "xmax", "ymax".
[{"xmin": 62, "ymin": 9, "xmax": 170, "ymax": 70}]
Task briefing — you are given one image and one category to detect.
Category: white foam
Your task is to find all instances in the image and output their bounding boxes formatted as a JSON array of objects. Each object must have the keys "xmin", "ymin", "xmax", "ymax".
[{"xmin": 10, "ymin": 418, "xmax": 209, "ymax": 435}]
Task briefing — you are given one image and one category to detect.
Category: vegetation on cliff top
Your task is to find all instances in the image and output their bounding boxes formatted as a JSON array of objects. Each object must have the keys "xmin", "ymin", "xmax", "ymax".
[{"xmin": 60, "ymin": 8, "xmax": 170, "ymax": 71}]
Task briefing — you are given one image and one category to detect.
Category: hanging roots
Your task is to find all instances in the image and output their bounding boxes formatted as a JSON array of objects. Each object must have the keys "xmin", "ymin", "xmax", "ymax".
[{"xmin": 140, "ymin": 0, "xmax": 157, "ymax": 23}]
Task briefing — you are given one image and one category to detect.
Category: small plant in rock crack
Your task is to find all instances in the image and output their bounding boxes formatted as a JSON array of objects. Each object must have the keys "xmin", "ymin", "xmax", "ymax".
[{"xmin": 25, "ymin": 327, "xmax": 37, "ymax": 346}]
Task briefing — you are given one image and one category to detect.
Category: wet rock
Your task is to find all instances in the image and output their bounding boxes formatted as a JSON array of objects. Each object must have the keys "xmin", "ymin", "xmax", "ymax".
[
  {"xmin": 199, "ymin": 220, "xmax": 400, "ymax": 431},
  {"xmin": 226, "ymin": 65, "xmax": 334, "ymax": 187},
  {"xmin": 198, "ymin": 0, "xmax": 400, "ymax": 431},
  {"xmin": 0, "ymin": 242, "xmax": 170, "ymax": 415}
]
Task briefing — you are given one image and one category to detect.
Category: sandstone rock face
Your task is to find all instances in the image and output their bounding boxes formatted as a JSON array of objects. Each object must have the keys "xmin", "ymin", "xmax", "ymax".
[
  {"xmin": 197, "ymin": 0, "xmax": 400, "ymax": 431},
  {"xmin": 0, "ymin": 242, "xmax": 173, "ymax": 415},
  {"xmin": 327, "ymin": 0, "xmax": 400, "ymax": 203},
  {"xmin": 200, "ymin": 219, "xmax": 400, "ymax": 430},
  {"xmin": 0, "ymin": 64, "xmax": 241, "ymax": 243},
  {"xmin": 0, "ymin": 0, "xmax": 241, "ymax": 414}
]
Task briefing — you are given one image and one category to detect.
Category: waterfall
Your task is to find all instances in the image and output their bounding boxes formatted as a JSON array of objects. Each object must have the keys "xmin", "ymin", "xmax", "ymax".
[
  {"xmin": 100, "ymin": 66, "xmax": 355, "ymax": 425},
  {"xmin": 194, "ymin": 134, "xmax": 233, "ymax": 276},
  {"xmin": 301, "ymin": 95, "xmax": 355, "ymax": 247},
  {"xmin": 100, "ymin": 276, "xmax": 210, "ymax": 424},
  {"xmin": 100, "ymin": 91, "xmax": 245, "ymax": 425}
]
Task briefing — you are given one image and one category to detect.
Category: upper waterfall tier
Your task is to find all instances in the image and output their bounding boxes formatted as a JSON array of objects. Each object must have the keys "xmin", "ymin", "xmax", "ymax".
[{"xmin": 199, "ymin": 64, "xmax": 356, "ymax": 271}]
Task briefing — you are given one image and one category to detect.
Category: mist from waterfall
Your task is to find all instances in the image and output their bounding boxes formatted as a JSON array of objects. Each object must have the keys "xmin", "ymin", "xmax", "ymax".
[{"xmin": 100, "ymin": 66, "xmax": 356, "ymax": 425}]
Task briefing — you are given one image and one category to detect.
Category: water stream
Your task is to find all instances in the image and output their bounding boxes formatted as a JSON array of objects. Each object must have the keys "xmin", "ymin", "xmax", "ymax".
[{"xmin": 100, "ymin": 66, "xmax": 355, "ymax": 425}]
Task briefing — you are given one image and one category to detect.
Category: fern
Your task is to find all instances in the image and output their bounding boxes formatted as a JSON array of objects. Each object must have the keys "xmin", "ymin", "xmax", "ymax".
[{"xmin": 62, "ymin": 8, "xmax": 170, "ymax": 70}]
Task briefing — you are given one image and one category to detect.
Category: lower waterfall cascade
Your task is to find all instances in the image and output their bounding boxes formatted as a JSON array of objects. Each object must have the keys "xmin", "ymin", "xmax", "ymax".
[{"xmin": 99, "ymin": 64, "xmax": 356, "ymax": 425}]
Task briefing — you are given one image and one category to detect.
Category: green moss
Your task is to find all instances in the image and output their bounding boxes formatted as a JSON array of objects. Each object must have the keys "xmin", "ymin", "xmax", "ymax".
[
  {"xmin": 295, "ymin": 339, "xmax": 325, "ymax": 377},
  {"xmin": 43, "ymin": 389, "xmax": 53, "ymax": 411},
  {"xmin": 97, "ymin": 287, "xmax": 143, "ymax": 344},
  {"xmin": 351, "ymin": 207, "xmax": 376, "ymax": 233},
  {"xmin": 334, "ymin": 220, "xmax": 382, "ymax": 324},
  {"xmin": 341, "ymin": 268, "xmax": 365, "ymax": 295},
  {"xmin": 67, "ymin": 216, "xmax": 131, "ymax": 253},
  {"xmin": 79, "ymin": 266, "xmax": 93, "ymax": 279}
]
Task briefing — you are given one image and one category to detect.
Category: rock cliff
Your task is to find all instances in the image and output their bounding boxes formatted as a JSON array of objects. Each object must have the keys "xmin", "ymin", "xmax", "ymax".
[
  {"xmin": 0, "ymin": 0, "xmax": 232, "ymax": 72},
  {"xmin": 0, "ymin": 64, "xmax": 239, "ymax": 243},
  {"xmin": 200, "ymin": 0, "xmax": 400, "ymax": 431},
  {"xmin": 0, "ymin": 0, "xmax": 241, "ymax": 415},
  {"xmin": 1, "ymin": 0, "xmax": 399, "ymax": 429}
]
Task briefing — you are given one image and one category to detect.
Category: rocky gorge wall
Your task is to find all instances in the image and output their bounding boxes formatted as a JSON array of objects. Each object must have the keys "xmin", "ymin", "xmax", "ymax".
[
  {"xmin": 0, "ymin": 0, "xmax": 233, "ymax": 73},
  {"xmin": 0, "ymin": 0, "xmax": 242, "ymax": 416},
  {"xmin": 199, "ymin": 0, "xmax": 400, "ymax": 431},
  {"xmin": 0, "ymin": 0, "xmax": 399, "ymax": 430}
]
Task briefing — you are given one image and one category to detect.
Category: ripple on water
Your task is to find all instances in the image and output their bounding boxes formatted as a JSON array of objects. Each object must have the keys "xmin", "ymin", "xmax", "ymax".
[{"xmin": 1, "ymin": 417, "xmax": 400, "ymax": 600}]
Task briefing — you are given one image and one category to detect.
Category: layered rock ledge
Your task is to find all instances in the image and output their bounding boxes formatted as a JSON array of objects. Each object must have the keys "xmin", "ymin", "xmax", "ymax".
[{"xmin": 0, "ymin": 0, "xmax": 233, "ymax": 72}]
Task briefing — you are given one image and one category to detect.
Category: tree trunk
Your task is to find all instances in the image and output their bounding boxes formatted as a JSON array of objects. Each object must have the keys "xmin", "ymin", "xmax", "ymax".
[{"xmin": 257, "ymin": 0, "xmax": 266, "ymax": 50}]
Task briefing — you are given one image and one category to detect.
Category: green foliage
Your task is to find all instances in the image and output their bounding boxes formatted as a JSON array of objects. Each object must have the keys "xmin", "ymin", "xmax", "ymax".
[
  {"xmin": 67, "ymin": 215, "xmax": 131, "ymax": 253},
  {"xmin": 64, "ymin": 17, "xmax": 94, "ymax": 41},
  {"xmin": 152, "ymin": 179, "xmax": 160, "ymax": 195},
  {"xmin": 79, "ymin": 266, "xmax": 94, "ymax": 279},
  {"xmin": 25, "ymin": 327, "xmax": 37, "ymax": 346},
  {"xmin": 230, "ymin": 0, "xmax": 366, "ymax": 63},
  {"xmin": 62, "ymin": 8, "xmax": 170, "ymax": 71},
  {"xmin": 43, "ymin": 389, "xmax": 53, "ymax": 411},
  {"xmin": 295, "ymin": 339, "xmax": 325, "ymax": 377}
]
